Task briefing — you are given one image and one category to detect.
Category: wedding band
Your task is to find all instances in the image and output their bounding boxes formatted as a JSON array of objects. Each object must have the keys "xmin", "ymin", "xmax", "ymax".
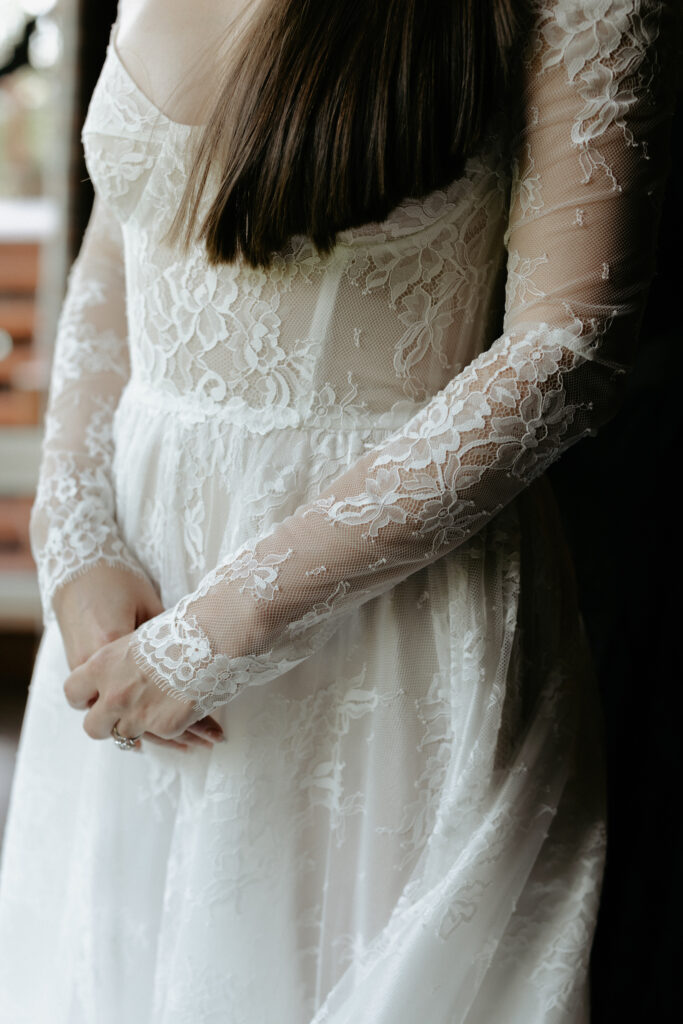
[{"xmin": 111, "ymin": 721, "xmax": 143, "ymax": 750}]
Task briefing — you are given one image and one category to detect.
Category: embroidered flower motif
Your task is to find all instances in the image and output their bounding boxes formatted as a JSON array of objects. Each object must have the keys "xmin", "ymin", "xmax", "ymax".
[
  {"xmin": 189, "ymin": 654, "xmax": 239, "ymax": 699},
  {"xmin": 490, "ymin": 384, "xmax": 578, "ymax": 480},
  {"xmin": 308, "ymin": 379, "xmax": 369, "ymax": 426},
  {"xmin": 416, "ymin": 490, "xmax": 478, "ymax": 551},
  {"xmin": 324, "ymin": 467, "xmax": 409, "ymax": 539},
  {"xmin": 222, "ymin": 546, "xmax": 294, "ymax": 603},
  {"xmin": 223, "ymin": 298, "xmax": 286, "ymax": 378},
  {"xmin": 150, "ymin": 253, "xmax": 239, "ymax": 351},
  {"xmin": 510, "ymin": 145, "xmax": 543, "ymax": 219},
  {"xmin": 84, "ymin": 403, "xmax": 116, "ymax": 460},
  {"xmin": 574, "ymin": 59, "xmax": 639, "ymax": 144},
  {"xmin": 507, "ymin": 335, "xmax": 567, "ymax": 385},
  {"xmin": 540, "ymin": 1, "xmax": 629, "ymax": 82},
  {"xmin": 51, "ymin": 473, "xmax": 79, "ymax": 505},
  {"xmin": 61, "ymin": 506, "xmax": 116, "ymax": 560},
  {"xmin": 396, "ymin": 286, "xmax": 456, "ymax": 386},
  {"xmin": 139, "ymin": 610, "xmax": 214, "ymax": 685},
  {"xmin": 505, "ymin": 250, "xmax": 548, "ymax": 306}
]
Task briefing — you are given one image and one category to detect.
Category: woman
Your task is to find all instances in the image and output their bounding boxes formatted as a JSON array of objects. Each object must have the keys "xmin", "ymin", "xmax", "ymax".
[{"xmin": 0, "ymin": 0, "xmax": 676, "ymax": 1020}]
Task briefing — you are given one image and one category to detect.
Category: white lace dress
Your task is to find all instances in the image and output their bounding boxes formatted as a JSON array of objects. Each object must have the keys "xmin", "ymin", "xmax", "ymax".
[{"xmin": 0, "ymin": 2, "xmax": 676, "ymax": 1021}]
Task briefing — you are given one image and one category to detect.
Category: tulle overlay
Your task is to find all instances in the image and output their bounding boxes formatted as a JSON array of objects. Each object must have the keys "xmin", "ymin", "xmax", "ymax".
[
  {"xmin": 0, "ymin": 0, "xmax": 676, "ymax": 1020},
  {"xmin": 1, "ymin": 401, "xmax": 606, "ymax": 1020}
]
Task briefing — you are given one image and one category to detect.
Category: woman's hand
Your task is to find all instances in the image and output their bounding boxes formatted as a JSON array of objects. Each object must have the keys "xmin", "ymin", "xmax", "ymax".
[
  {"xmin": 55, "ymin": 565, "xmax": 224, "ymax": 750},
  {"xmin": 62, "ymin": 628, "xmax": 224, "ymax": 750},
  {"xmin": 54, "ymin": 563, "xmax": 165, "ymax": 670}
]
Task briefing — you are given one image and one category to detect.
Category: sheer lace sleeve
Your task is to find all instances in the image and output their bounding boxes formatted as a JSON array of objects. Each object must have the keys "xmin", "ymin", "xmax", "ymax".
[
  {"xmin": 29, "ymin": 195, "xmax": 150, "ymax": 625},
  {"xmin": 129, "ymin": 0, "xmax": 678, "ymax": 715}
]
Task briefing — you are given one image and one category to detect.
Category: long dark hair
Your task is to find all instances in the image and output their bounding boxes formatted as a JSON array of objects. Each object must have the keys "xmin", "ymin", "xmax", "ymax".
[{"xmin": 170, "ymin": 0, "xmax": 527, "ymax": 269}]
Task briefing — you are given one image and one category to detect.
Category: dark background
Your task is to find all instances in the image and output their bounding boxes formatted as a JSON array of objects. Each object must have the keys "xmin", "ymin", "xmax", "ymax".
[
  {"xmin": 7, "ymin": 1, "xmax": 683, "ymax": 1018},
  {"xmin": 557, "ymin": 99, "xmax": 682, "ymax": 1021}
]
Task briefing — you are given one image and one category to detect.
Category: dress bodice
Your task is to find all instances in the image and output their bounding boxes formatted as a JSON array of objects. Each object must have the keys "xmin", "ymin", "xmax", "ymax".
[{"xmin": 81, "ymin": 34, "xmax": 511, "ymax": 434}]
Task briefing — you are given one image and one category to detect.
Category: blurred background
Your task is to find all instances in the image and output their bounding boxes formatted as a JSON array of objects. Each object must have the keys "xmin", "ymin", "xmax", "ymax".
[
  {"xmin": 0, "ymin": 0, "xmax": 120, "ymax": 842},
  {"xmin": 0, "ymin": 1, "xmax": 680, "ymax": 1019},
  {"xmin": 0, "ymin": 0, "xmax": 74, "ymax": 845}
]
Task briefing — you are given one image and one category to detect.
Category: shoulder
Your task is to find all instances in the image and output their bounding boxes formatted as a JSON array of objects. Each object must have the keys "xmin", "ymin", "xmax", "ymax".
[
  {"xmin": 525, "ymin": 0, "xmax": 671, "ymax": 74},
  {"xmin": 519, "ymin": 0, "xmax": 674, "ymax": 140}
]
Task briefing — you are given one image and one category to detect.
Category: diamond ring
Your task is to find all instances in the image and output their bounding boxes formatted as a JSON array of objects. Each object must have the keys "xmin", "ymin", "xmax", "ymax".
[{"xmin": 111, "ymin": 721, "xmax": 143, "ymax": 750}]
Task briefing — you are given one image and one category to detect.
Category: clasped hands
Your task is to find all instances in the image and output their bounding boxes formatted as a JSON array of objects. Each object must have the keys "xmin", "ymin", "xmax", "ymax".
[{"xmin": 56, "ymin": 564, "xmax": 225, "ymax": 751}]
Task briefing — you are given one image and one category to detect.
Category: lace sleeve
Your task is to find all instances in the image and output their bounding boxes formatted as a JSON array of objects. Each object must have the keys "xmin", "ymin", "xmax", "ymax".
[
  {"xmin": 29, "ymin": 194, "xmax": 150, "ymax": 626},
  {"xmin": 129, "ymin": 0, "xmax": 678, "ymax": 715}
]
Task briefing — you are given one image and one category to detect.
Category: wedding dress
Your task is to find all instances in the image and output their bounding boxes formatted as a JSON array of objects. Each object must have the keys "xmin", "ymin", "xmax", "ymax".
[{"xmin": 0, "ymin": 1, "xmax": 676, "ymax": 1021}]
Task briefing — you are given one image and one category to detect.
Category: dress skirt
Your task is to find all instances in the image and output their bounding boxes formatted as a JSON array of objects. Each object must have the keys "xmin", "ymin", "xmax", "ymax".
[{"xmin": 0, "ymin": 375, "xmax": 606, "ymax": 1023}]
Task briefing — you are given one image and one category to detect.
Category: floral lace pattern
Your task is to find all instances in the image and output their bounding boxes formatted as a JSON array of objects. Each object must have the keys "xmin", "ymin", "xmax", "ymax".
[
  {"xmin": 13, "ymin": 1, "xmax": 677, "ymax": 1020},
  {"xmin": 537, "ymin": 0, "xmax": 664, "ymax": 183}
]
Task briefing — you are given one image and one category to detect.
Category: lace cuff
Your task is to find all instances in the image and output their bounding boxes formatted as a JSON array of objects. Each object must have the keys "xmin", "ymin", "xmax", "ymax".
[
  {"xmin": 128, "ymin": 534, "xmax": 352, "ymax": 712},
  {"xmin": 32, "ymin": 497, "xmax": 150, "ymax": 627}
]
